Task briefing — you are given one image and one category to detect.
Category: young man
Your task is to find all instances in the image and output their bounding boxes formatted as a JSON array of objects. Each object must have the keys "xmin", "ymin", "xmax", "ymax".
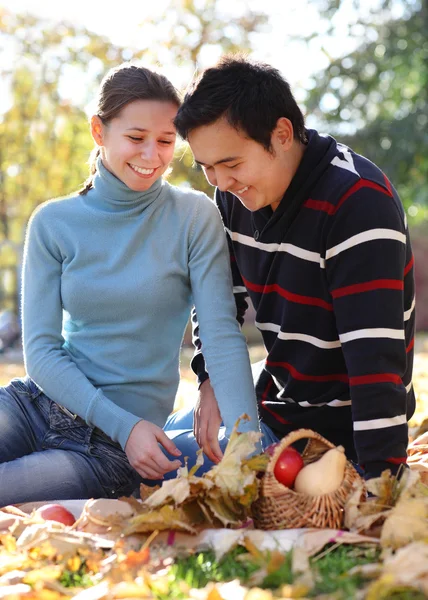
[{"xmin": 174, "ymin": 56, "xmax": 416, "ymax": 480}]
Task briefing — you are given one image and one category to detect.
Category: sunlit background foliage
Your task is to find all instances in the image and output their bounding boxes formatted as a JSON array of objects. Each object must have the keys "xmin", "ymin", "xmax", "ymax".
[{"xmin": 0, "ymin": 0, "xmax": 427, "ymax": 317}]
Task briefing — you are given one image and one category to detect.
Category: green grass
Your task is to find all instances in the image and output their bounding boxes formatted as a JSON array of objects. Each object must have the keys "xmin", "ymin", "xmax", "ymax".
[
  {"xmin": 167, "ymin": 546, "xmax": 260, "ymax": 589},
  {"xmin": 309, "ymin": 545, "xmax": 380, "ymax": 598},
  {"xmin": 58, "ymin": 562, "xmax": 96, "ymax": 588},
  {"xmin": 158, "ymin": 543, "xmax": 425, "ymax": 599}
]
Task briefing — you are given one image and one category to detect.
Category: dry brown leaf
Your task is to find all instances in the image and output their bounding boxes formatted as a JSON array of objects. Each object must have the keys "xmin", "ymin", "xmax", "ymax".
[
  {"xmin": 380, "ymin": 494, "xmax": 428, "ymax": 549},
  {"xmin": 124, "ymin": 505, "xmax": 196, "ymax": 534},
  {"xmin": 383, "ymin": 542, "xmax": 428, "ymax": 588},
  {"xmin": 301, "ymin": 529, "xmax": 379, "ymax": 557},
  {"xmin": 123, "ymin": 415, "xmax": 264, "ymax": 534},
  {"xmin": 143, "ymin": 476, "xmax": 191, "ymax": 508},
  {"xmin": 204, "ymin": 415, "xmax": 263, "ymax": 499}
]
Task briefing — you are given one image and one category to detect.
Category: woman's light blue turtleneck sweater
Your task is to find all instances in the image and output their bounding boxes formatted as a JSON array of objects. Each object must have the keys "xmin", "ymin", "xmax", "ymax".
[{"xmin": 22, "ymin": 161, "xmax": 259, "ymax": 449}]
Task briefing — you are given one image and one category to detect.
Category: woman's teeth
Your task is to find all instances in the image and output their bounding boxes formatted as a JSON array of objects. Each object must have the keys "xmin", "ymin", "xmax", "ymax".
[{"xmin": 130, "ymin": 164, "xmax": 155, "ymax": 175}]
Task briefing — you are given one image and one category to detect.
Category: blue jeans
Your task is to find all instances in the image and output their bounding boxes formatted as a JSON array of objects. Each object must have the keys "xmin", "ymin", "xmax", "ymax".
[{"xmin": 0, "ymin": 377, "xmax": 141, "ymax": 506}]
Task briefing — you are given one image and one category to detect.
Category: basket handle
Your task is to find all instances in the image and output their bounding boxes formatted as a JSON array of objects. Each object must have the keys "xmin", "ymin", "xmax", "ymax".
[{"xmin": 266, "ymin": 428, "xmax": 336, "ymax": 475}]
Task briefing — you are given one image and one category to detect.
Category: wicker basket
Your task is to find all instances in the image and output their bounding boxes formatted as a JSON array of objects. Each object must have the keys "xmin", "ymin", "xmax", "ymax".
[{"xmin": 252, "ymin": 428, "xmax": 362, "ymax": 530}]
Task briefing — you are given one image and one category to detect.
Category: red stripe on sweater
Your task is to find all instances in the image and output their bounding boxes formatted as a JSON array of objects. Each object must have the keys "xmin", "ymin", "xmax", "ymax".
[
  {"xmin": 404, "ymin": 255, "xmax": 414, "ymax": 277},
  {"xmin": 350, "ymin": 373, "xmax": 403, "ymax": 386},
  {"xmin": 304, "ymin": 178, "xmax": 392, "ymax": 215},
  {"xmin": 266, "ymin": 360, "xmax": 349, "ymax": 383},
  {"xmin": 336, "ymin": 179, "xmax": 392, "ymax": 212},
  {"xmin": 304, "ymin": 199, "xmax": 336, "ymax": 214},
  {"xmin": 242, "ymin": 277, "xmax": 334, "ymax": 311},
  {"xmin": 406, "ymin": 338, "xmax": 415, "ymax": 354},
  {"xmin": 332, "ymin": 279, "xmax": 403, "ymax": 299},
  {"xmin": 386, "ymin": 456, "xmax": 407, "ymax": 465},
  {"xmin": 261, "ymin": 378, "xmax": 291, "ymax": 425},
  {"xmin": 383, "ymin": 173, "xmax": 393, "ymax": 195}
]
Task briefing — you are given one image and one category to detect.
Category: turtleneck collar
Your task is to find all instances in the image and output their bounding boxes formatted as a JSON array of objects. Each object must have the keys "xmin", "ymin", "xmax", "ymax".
[{"xmin": 83, "ymin": 157, "xmax": 167, "ymax": 217}]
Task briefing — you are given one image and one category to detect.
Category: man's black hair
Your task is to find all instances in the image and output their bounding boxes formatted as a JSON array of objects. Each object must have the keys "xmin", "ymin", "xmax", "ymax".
[{"xmin": 174, "ymin": 55, "xmax": 307, "ymax": 151}]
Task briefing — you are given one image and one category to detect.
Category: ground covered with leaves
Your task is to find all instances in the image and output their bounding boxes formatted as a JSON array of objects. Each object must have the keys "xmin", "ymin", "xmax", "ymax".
[{"xmin": 1, "ymin": 420, "xmax": 428, "ymax": 600}]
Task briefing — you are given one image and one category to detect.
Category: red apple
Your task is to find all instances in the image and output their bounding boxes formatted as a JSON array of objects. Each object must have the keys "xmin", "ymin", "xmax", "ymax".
[
  {"xmin": 273, "ymin": 447, "xmax": 304, "ymax": 488},
  {"xmin": 35, "ymin": 503, "xmax": 76, "ymax": 526}
]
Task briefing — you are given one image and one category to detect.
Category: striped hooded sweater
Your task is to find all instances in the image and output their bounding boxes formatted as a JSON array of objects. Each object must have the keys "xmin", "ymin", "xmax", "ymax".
[{"xmin": 193, "ymin": 129, "xmax": 415, "ymax": 479}]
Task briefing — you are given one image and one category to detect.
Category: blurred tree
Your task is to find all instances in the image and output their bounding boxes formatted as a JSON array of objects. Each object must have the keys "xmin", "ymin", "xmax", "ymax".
[
  {"xmin": 145, "ymin": 0, "xmax": 268, "ymax": 195},
  {"xmin": 304, "ymin": 0, "xmax": 428, "ymax": 219},
  {"xmin": 0, "ymin": 3, "xmax": 266, "ymax": 311}
]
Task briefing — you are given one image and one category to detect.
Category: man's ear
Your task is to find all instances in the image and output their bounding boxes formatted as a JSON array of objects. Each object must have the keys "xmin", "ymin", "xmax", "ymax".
[
  {"xmin": 90, "ymin": 115, "xmax": 104, "ymax": 146},
  {"xmin": 273, "ymin": 117, "xmax": 294, "ymax": 151}
]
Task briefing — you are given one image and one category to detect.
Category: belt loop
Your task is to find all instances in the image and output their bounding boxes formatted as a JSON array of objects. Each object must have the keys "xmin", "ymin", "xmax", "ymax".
[{"xmin": 26, "ymin": 377, "xmax": 44, "ymax": 401}]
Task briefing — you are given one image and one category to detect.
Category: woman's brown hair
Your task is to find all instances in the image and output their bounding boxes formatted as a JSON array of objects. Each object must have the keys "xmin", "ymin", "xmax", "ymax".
[{"xmin": 80, "ymin": 63, "xmax": 181, "ymax": 194}]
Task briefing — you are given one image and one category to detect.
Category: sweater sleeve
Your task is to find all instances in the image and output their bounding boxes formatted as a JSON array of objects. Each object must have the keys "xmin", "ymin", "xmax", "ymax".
[
  {"xmin": 21, "ymin": 206, "xmax": 142, "ymax": 449},
  {"xmin": 190, "ymin": 190, "xmax": 249, "ymax": 386},
  {"xmin": 324, "ymin": 179, "xmax": 414, "ymax": 478},
  {"xmin": 187, "ymin": 195, "xmax": 260, "ymax": 438}
]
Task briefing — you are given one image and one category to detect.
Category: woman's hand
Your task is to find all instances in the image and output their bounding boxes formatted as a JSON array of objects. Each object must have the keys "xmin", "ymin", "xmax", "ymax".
[
  {"xmin": 194, "ymin": 379, "xmax": 223, "ymax": 464},
  {"xmin": 125, "ymin": 420, "xmax": 182, "ymax": 479}
]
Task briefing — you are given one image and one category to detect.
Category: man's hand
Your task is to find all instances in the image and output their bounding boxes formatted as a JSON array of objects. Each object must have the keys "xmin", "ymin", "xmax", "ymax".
[
  {"xmin": 194, "ymin": 379, "xmax": 223, "ymax": 464},
  {"xmin": 125, "ymin": 420, "xmax": 182, "ymax": 479}
]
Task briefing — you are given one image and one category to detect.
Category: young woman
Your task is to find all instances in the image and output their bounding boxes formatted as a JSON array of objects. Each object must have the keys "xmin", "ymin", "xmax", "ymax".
[{"xmin": 0, "ymin": 63, "xmax": 260, "ymax": 506}]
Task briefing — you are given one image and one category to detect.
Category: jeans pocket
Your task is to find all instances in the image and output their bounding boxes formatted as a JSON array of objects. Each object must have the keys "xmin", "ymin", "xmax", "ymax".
[
  {"xmin": 41, "ymin": 402, "xmax": 92, "ymax": 450},
  {"xmin": 89, "ymin": 435, "xmax": 139, "ymax": 498},
  {"xmin": 49, "ymin": 402, "xmax": 87, "ymax": 430}
]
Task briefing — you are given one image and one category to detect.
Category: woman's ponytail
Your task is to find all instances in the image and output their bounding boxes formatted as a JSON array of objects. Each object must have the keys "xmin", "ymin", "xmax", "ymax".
[{"xmin": 78, "ymin": 147, "xmax": 100, "ymax": 195}]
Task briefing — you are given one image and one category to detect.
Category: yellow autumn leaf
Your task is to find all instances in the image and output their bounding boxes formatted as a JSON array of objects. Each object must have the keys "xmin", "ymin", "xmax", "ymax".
[
  {"xmin": 244, "ymin": 588, "xmax": 273, "ymax": 600},
  {"xmin": 381, "ymin": 496, "xmax": 428, "ymax": 549},
  {"xmin": 206, "ymin": 586, "xmax": 225, "ymax": 600},
  {"xmin": 205, "ymin": 494, "xmax": 244, "ymax": 526},
  {"xmin": 382, "ymin": 541, "xmax": 428, "ymax": 593},
  {"xmin": 66, "ymin": 554, "xmax": 81, "ymax": 572},
  {"xmin": 111, "ymin": 580, "xmax": 152, "ymax": 598},
  {"xmin": 124, "ymin": 505, "xmax": 196, "ymax": 534},
  {"xmin": 0, "ymin": 534, "xmax": 17, "ymax": 553},
  {"xmin": 143, "ymin": 476, "xmax": 190, "ymax": 508},
  {"xmin": 189, "ymin": 448, "xmax": 205, "ymax": 477},
  {"xmin": 23, "ymin": 565, "xmax": 62, "ymax": 584},
  {"xmin": 206, "ymin": 415, "xmax": 263, "ymax": 498},
  {"xmin": 239, "ymin": 480, "xmax": 260, "ymax": 507},
  {"xmin": 280, "ymin": 583, "xmax": 312, "ymax": 598},
  {"xmin": 242, "ymin": 454, "xmax": 270, "ymax": 473},
  {"xmin": 24, "ymin": 589, "xmax": 69, "ymax": 600}
]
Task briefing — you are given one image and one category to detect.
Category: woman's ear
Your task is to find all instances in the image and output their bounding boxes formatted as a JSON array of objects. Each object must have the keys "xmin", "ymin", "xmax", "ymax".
[
  {"xmin": 273, "ymin": 117, "xmax": 294, "ymax": 151},
  {"xmin": 90, "ymin": 115, "xmax": 104, "ymax": 146}
]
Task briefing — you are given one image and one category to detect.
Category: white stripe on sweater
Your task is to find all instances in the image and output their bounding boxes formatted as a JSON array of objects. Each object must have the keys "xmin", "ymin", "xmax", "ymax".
[
  {"xmin": 233, "ymin": 286, "xmax": 247, "ymax": 294},
  {"xmin": 326, "ymin": 229, "xmax": 406, "ymax": 261},
  {"xmin": 298, "ymin": 398, "xmax": 352, "ymax": 408},
  {"xmin": 226, "ymin": 226, "xmax": 406, "ymax": 270},
  {"xmin": 339, "ymin": 328, "xmax": 405, "ymax": 344},
  {"xmin": 353, "ymin": 414, "xmax": 407, "ymax": 431},
  {"xmin": 404, "ymin": 297, "xmax": 416, "ymax": 322},
  {"xmin": 226, "ymin": 228, "xmax": 322, "ymax": 265},
  {"xmin": 256, "ymin": 321, "xmax": 341, "ymax": 349},
  {"xmin": 331, "ymin": 144, "xmax": 359, "ymax": 176}
]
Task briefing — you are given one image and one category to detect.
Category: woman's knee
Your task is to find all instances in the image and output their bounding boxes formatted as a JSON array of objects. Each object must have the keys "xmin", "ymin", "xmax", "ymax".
[
  {"xmin": 0, "ymin": 385, "xmax": 24, "ymax": 440},
  {"xmin": 164, "ymin": 406, "xmax": 195, "ymax": 431},
  {"xmin": 0, "ymin": 383, "xmax": 47, "ymax": 462}
]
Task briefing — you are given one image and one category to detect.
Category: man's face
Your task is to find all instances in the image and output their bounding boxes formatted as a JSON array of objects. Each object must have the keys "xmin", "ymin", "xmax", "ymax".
[{"xmin": 187, "ymin": 117, "xmax": 294, "ymax": 212}]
